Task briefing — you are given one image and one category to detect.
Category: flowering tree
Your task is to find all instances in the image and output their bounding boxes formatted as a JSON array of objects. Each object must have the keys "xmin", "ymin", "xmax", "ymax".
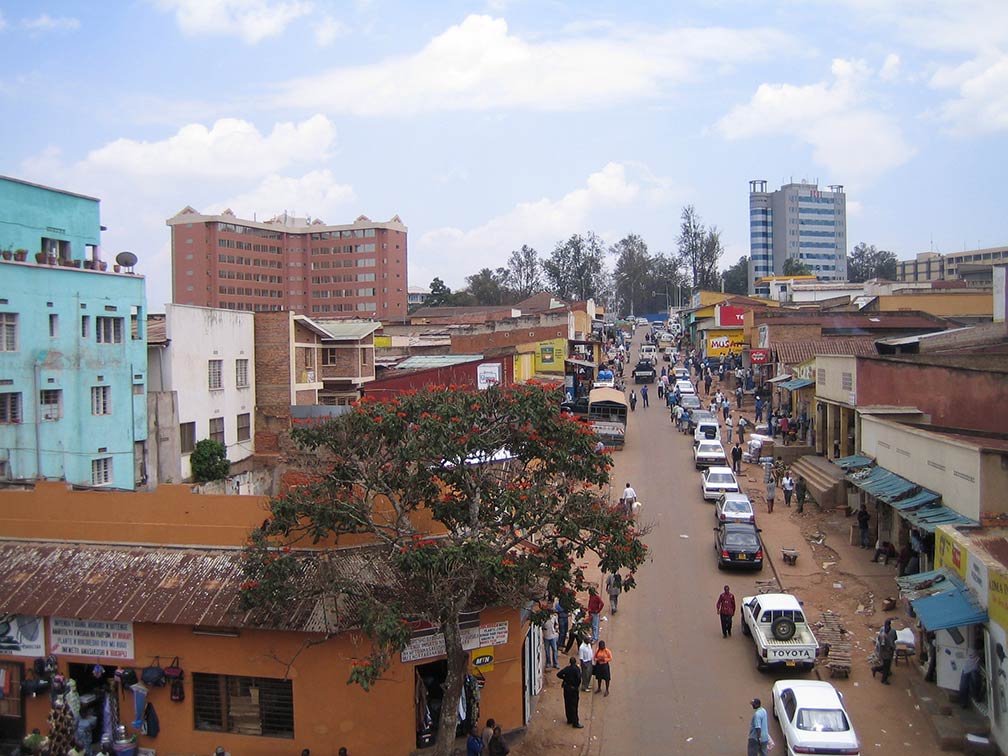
[{"xmin": 240, "ymin": 383, "xmax": 647, "ymax": 755}]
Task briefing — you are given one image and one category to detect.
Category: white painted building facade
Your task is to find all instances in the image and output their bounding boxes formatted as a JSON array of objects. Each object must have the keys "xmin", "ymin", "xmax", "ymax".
[{"xmin": 147, "ymin": 304, "xmax": 255, "ymax": 482}]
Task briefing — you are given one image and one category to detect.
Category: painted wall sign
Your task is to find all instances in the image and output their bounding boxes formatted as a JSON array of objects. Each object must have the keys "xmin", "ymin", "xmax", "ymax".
[
  {"xmin": 749, "ymin": 349, "xmax": 768, "ymax": 365},
  {"xmin": 50, "ymin": 618, "xmax": 135, "ymax": 660},
  {"xmin": 716, "ymin": 305, "xmax": 745, "ymax": 328},
  {"xmin": 705, "ymin": 330, "xmax": 746, "ymax": 358},
  {"xmin": 477, "ymin": 362, "xmax": 502, "ymax": 390},
  {"xmin": 401, "ymin": 621, "xmax": 510, "ymax": 663},
  {"xmin": 0, "ymin": 615, "xmax": 45, "ymax": 657},
  {"xmin": 471, "ymin": 647, "xmax": 494, "ymax": 672}
]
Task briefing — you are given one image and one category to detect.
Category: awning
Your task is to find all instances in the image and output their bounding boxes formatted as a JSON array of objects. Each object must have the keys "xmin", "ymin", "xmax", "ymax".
[
  {"xmin": 779, "ymin": 378, "xmax": 814, "ymax": 391},
  {"xmin": 892, "ymin": 490, "xmax": 942, "ymax": 511},
  {"xmin": 767, "ymin": 374, "xmax": 793, "ymax": 383},
  {"xmin": 896, "ymin": 568, "xmax": 962, "ymax": 602},
  {"xmin": 834, "ymin": 454, "xmax": 873, "ymax": 470},
  {"xmin": 910, "ymin": 584, "xmax": 987, "ymax": 631},
  {"xmin": 565, "ymin": 358, "xmax": 596, "ymax": 369},
  {"xmin": 902, "ymin": 504, "xmax": 977, "ymax": 532},
  {"xmin": 847, "ymin": 465, "xmax": 917, "ymax": 503}
]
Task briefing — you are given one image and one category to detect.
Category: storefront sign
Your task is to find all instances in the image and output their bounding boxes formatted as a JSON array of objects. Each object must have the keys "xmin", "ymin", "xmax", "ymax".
[
  {"xmin": 0, "ymin": 615, "xmax": 45, "ymax": 657},
  {"xmin": 935, "ymin": 529, "xmax": 967, "ymax": 580},
  {"xmin": 716, "ymin": 305, "xmax": 745, "ymax": 328},
  {"xmin": 50, "ymin": 618, "xmax": 134, "ymax": 660},
  {"xmin": 540, "ymin": 344, "xmax": 555, "ymax": 364},
  {"xmin": 401, "ymin": 621, "xmax": 510, "ymax": 663},
  {"xmin": 477, "ymin": 363, "xmax": 502, "ymax": 390},
  {"xmin": 968, "ymin": 555, "xmax": 989, "ymax": 609},
  {"xmin": 749, "ymin": 349, "xmax": 768, "ymax": 365},
  {"xmin": 989, "ymin": 571, "xmax": 1008, "ymax": 630},
  {"xmin": 705, "ymin": 330, "xmax": 745, "ymax": 358},
  {"xmin": 471, "ymin": 647, "xmax": 494, "ymax": 672},
  {"xmin": 757, "ymin": 325, "xmax": 769, "ymax": 349}
]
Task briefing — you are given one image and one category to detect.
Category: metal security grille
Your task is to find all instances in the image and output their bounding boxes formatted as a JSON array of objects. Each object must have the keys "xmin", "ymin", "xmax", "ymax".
[
  {"xmin": 1, "ymin": 392, "xmax": 22, "ymax": 423},
  {"xmin": 193, "ymin": 673, "xmax": 294, "ymax": 739},
  {"xmin": 208, "ymin": 359, "xmax": 223, "ymax": 390}
]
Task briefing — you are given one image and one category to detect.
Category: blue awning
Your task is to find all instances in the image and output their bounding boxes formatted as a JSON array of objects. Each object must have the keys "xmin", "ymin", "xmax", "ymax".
[
  {"xmin": 910, "ymin": 585, "xmax": 987, "ymax": 631},
  {"xmin": 779, "ymin": 377, "xmax": 814, "ymax": 391},
  {"xmin": 834, "ymin": 454, "xmax": 873, "ymax": 470},
  {"xmin": 892, "ymin": 489, "xmax": 942, "ymax": 510},
  {"xmin": 902, "ymin": 505, "xmax": 978, "ymax": 532},
  {"xmin": 897, "ymin": 568, "xmax": 963, "ymax": 601},
  {"xmin": 847, "ymin": 465, "xmax": 917, "ymax": 503}
]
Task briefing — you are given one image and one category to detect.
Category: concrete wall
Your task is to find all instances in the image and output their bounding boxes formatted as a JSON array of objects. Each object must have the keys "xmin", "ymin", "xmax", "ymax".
[
  {"xmin": 813, "ymin": 355, "xmax": 858, "ymax": 405},
  {"xmin": 366, "ymin": 356, "xmax": 515, "ymax": 398},
  {"xmin": 449, "ymin": 312, "xmax": 572, "ymax": 354},
  {"xmin": 875, "ymin": 291, "xmax": 993, "ymax": 318},
  {"xmin": 0, "ymin": 177, "xmax": 100, "ymax": 261}
]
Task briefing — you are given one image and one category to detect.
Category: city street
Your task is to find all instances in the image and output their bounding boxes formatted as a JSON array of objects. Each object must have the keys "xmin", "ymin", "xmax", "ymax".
[{"xmin": 517, "ymin": 330, "xmax": 942, "ymax": 756}]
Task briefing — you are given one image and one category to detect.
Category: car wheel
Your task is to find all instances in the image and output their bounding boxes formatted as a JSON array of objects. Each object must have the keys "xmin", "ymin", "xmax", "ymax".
[{"xmin": 741, "ymin": 621, "xmax": 752, "ymax": 638}]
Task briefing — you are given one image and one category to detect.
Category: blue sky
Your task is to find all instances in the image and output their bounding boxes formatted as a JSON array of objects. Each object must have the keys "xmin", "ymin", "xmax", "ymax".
[{"xmin": 1, "ymin": 0, "xmax": 1006, "ymax": 310}]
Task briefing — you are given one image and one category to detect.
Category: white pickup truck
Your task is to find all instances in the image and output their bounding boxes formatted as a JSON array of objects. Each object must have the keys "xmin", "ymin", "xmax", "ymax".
[{"xmin": 740, "ymin": 592, "xmax": 819, "ymax": 672}]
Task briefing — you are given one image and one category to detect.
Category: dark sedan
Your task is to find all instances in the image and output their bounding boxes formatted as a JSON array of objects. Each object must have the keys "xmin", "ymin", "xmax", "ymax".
[{"xmin": 714, "ymin": 522, "xmax": 764, "ymax": 570}]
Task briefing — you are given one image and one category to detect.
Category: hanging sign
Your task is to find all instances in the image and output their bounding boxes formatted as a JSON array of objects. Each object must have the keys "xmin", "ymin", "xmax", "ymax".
[
  {"xmin": 50, "ymin": 618, "xmax": 135, "ymax": 660},
  {"xmin": 0, "ymin": 615, "xmax": 46, "ymax": 657},
  {"xmin": 471, "ymin": 647, "xmax": 495, "ymax": 672}
]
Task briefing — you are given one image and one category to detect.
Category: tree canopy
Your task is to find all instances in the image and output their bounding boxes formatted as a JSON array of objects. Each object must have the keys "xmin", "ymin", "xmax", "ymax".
[
  {"xmin": 542, "ymin": 232, "xmax": 607, "ymax": 302},
  {"xmin": 782, "ymin": 257, "xmax": 813, "ymax": 277},
  {"xmin": 721, "ymin": 255, "xmax": 750, "ymax": 295},
  {"xmin": 847, "ymin": 242, "xmax": 898, "ymax": 283},
  {"xmin": 677, "ymin": 206, "xmax": 722, "ymax": 291},
  {"xmin": 505, "ymin": 245, "xmax": 543, "ymax": 301},
  {"xmin": 240, "ymin": 383, "xmax": 647, "ymax": 755}
]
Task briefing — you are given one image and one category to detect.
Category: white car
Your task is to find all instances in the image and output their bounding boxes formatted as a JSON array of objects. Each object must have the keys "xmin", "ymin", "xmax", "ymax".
[
  {"xmin": 675, "ymin": 379, "xmax": 695, "ymax": 395},
  {"xmin": 715, "ymin": 492, "xmax": 755, "ymax": 524},
  {"xmin": 772, "ymin": 680, "xmax": 860, "ymax": 756},
  {"xmin": 694, "ymin": 440, "xmax": 727, "ymax": 469},
  {"xmin": 673, "ymin": 367, "xmax": 690, "ymax": 381},
  {"xmin": 701, "ymin": 466, "xmax": 740, "ymax": 501}
]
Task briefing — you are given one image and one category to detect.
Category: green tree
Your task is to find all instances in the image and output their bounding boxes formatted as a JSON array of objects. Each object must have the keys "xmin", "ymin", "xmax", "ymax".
[
  {"xmin": 847, "ymin": 242, "xmax": 898, "ymax": 283},
  {"xmin": 542, "ymin": 232, "xmax": 607, "ymax": 302},
  {"xmin": 722, "ymin": 255, "xmax": 750, "ymax": 295},
  {"xmin": 426, "ymin": 277, "xmax": 453, "ymax": 307},
  {"xmin": 190, "ymin": 439, "xmax": 230, "ymax": 482},
  {"xmin": 464, "ymin": 267, "xmax": 510, "ymax": 306},
  {"xmin": 782, "ymin": 257, "xmax": 813, "ymax": 276},
  {"xmin": 676, "ymin": 206, "xmax": 722, "ymax": 290},
  {"xmin": 610, "ymin": 233, "xmax": 651, "ymax": 316},
  {"xmin": 505, "ymin": 245, "xmax": 542, "ymax": 301},
  {"xmin": 240, "ymin": 384, "xmax": 648, "ymax": 756}
]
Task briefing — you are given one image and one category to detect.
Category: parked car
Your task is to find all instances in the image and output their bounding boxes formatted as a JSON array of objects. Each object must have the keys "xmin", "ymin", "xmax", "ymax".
[
  {"xmin": 772, "ymin": 680, "xmax": 860, "ymax": 756},
  {"xmin": 693, "ymin": 419, "xmax": 721, "ymax": 445},
  {"xmin": 700, "ymin": 466, "xmax": 740, "ymax": 501},
  {"xmin": 687, "ymin": 409, "xmax": 717, "ymax": 435},
  {"xmin": 632, "ymin": 360, "xmax": 656, "ymax": 384},
  {"xmin": 715, "ymin": 492, "xmax": 755, "ymax": 524},
  {"xmin": 675, "ymin": 379, "xmax": 695, "ymax": 395},
  {"xmin": 673, "ymin": 367, "xmax": 690, "ymax": 381},
  {"xmin": 560, "ymin": 394, "xmax": 590, "ymax": 415},
  {"xmin": 741, "ymin": 593, "xmax": 819, "ymax": 671},
  {"xmin": 679, "ymin": 394, "xmax": 702, "ymax": 411},
  {"xmin": 694, "ymin": 440, "xmax": 728, "ymax": 469},
  {"xmin": 714, "ymin": 521, "xmax": 763, "ymax": 570}
]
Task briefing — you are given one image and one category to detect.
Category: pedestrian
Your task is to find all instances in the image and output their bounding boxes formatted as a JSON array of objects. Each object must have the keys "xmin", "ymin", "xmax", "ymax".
[
  {"xmin": 736, "ymin": 385, "xmax": 743, "ymax": 409},
  {"xmin": 755, "ymin": 395, "xmax": 764, "ymax": 423},
  {"xmin": 621, "ymin": 482, "xmax": 637, "ymax": 516},
  {"xmin": 737, "ymin": 415, "xmax": 747, "ymax": 443},
  {"xmin": 773, "ymin": 456, "xmax": 787, "ymax": 485},
  {"xmin": 467, "ymin": 726, "xmax": 484, "ymax": 756},
  {"xmin": 747, "ymin": 698, "xmax": 771, "ymax": 756},
  {"xmin": 795, "ymin": 475, "xmax": 807, "ymax": 513},
  {"xmin": 872, "ymin": 619, "xmax": 897, "ymax": 684},
  {"xmin": 857, "ymin": 504, "xmax": 871, "ymax": 548},
  {"xmin": 657, "ymin": 381, "xmax": 664, "ymax": 400},
  {"xmin": 481, "ymin": 719, "xmax": 495, "ymax": 749},
  {"xmin": 578, "ymin": 639, "xmax": 594, "ymax": 691},
  {"xmin": 722, "ymin": 397, "xmax": 731, "ymax": 422},
  {"xmin": 640, "ymin": 384, "xmax": 649, "ymax": 408},
  {"xmin": 587, "ymin": 590, "xmax": 604, "ymax": 642},
  {"xmin": 556, "ymin": 601, "xmax": 569, "ymax": 653},
  {"xmin": 542, "ymin": 610, "xmax": 559, "ymax": 668},
  {"xmin": 731, "ymin": 442, "xmax": 743, "ymax": 474},
  {"xmin": 725, "ymin": 415, "xmax": 733, "ymax": 444},
  {"xmin": 488, "ymin": 726, "xmax": 509, "ymax": 756},
  {"xmin": 606, "ymin": 572, "xmax": 623, "ymax": 614},
  {"xmin": 780, "ymin": 414, "xmax": 790, "ymax": 444},
  {"xmin": 561, "ymin": 606, "xmax": 585, "ymax": 653},
  {"xmin": 872, "ymin": 540, "xmax": 897, "ymax": 564},
  {"xmin": 782, "ymin": 472, "xmax": 795, "ymax": 507},
  {"xmin": 766, "ymin": 477, "xmax": 776, "ymax": 514},
  {"xmin": 557, "ymin": 658, "xmax": 584, "ymax": 728},
  {"xmin": 629, "ymin": 390, "xmax": 636, "ymax": 411},
  {"xmin": 592, "ymin": 640, "xmax": 612, "ymax": 696},
  {"xmin": 704, "ymin": 374, "xmax": 712, "ymax": 395},
  {"xmin": 716, "ymin": 585, "xmax": 736, "ymax": 638},
  {"xmin": 959, "ymin": 648, "xmax": 980, "ymax": 709}
]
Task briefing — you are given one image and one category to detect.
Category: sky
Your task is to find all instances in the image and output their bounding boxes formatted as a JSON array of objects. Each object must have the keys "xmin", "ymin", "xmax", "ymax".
[{"xmin": 1, "ymin": 0, "xmax": 1006, "ymax": 311}]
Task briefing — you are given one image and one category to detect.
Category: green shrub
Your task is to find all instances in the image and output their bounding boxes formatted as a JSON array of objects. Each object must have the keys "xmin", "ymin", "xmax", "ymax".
[{"xmin": 190, "ymin": 439, "xmax": 230, "ymax": 482}]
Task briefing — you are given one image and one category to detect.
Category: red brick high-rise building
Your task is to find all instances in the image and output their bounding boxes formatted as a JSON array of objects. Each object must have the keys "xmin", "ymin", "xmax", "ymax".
[{"xmin": 167, "ymin": 207, "xmax": 408, "ymax": 320}]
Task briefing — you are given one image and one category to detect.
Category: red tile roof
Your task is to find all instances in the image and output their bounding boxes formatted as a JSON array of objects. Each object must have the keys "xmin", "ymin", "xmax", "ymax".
[{"xmin": 773, "ymin": 338, "xmax": 879, "ymax": 366}]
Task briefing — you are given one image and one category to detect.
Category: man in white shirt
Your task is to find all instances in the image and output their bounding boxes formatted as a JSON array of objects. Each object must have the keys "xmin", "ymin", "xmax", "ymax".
[
  {"xmin": 542, "ymin": 611, "xmax": 559, "ymax": 669},
  {"xmin": 621, "ymin": 483, "xmax": 637, "ymax": 515},
  {"xmin": 578, "ymin": 640, "xmax": 594, "ymax": 691}
]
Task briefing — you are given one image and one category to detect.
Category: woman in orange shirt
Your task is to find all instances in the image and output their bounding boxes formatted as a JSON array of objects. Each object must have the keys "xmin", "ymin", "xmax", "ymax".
[{"xmin": 592, "ymin": 640, "xmax": 613, "ymax": 696}]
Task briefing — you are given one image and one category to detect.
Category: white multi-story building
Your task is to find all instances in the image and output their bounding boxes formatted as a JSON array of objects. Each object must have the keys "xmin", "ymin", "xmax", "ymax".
[
  {"xmin": 748, "ymin": 180, "xmax": 847, "ymax": 294},
  {"xmin": 146, "ymin": 304, "xmax": 255, "ymax": 483}
]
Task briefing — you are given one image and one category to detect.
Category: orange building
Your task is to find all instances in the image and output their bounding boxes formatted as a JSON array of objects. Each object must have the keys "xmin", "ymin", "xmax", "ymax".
[{"xmin": 0, "ymin": 484, "xmax": 529, "ymax": 756}]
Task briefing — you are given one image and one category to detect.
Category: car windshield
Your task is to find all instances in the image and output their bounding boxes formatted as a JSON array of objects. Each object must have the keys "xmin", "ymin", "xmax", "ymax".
[
  {"xmin": 796, "ymin": 708, "xmax": 849, "ymax": 732},
  {"xmin": 698, "ymin": 443, "xmax": 723, "ymax": 454},
  {"xmin": 724, "ymin": 532, "xmax": 758, "ymax": 548},
  {"xmin": 707, "ymin": 473, "xmax": 736, "ymax": 485},
  {"xmin": 724, "ymin": 500, "xmax": 751, "ymax": 513}
]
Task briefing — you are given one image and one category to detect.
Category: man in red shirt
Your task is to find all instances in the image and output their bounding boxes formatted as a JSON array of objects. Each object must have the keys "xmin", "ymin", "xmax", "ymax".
[
  {"xmin": 587, "ymin": 591, "xmax": 605, "ymax": 642},
  {"xmin": 716, "ymin": 585, "xmax": 736, "ymax": 638}
]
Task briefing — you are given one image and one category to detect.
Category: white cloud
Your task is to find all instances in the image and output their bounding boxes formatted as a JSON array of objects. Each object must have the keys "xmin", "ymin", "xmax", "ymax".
[
  {"xmin": 156, "ymin": 0, "xmax": 312, "ymax": 44},
  {"xmin": 413, "ymin": 162, "xmax": 679, "ymax": 288},
  {"xmin": 82, "ymin": 115, "xmax": 337, "ymax": 179},
  {"xmin": 879, "ymin": 53, "xmax": 901, "ymax": 81},
  {"xmin": 21, "ymin": 14, "xmax": 80, "ymax": 32},
  {"xmin": 206, "ymin": 170, "xmax": 355, "ymax": 219},
  {"xmin": 0, "ymin": 11, "xmax": 8, "ymax": 31},
  {"xmin": 275, "ymin": 14, "xmax": 792, "ymax": 115},
  {"xmin": 931, "ymin": 52, "xmax": 1008, "ymax": 134},
  {"xmin": 716, "ymin": 58, "xmax": 915, "ymax": 182},
  {"xmin": 314, "ymin": 15, "xmax": 347, "ymax": 46}
]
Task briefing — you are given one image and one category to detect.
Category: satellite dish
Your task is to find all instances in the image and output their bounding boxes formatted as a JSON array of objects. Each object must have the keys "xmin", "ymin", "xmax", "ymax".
[{"xmin": 115, "ymin": 251, "xmax": 138, "ymax": 268}]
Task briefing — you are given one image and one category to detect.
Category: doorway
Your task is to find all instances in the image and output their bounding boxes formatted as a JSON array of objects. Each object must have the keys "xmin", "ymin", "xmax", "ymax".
[{"xmin": 0, "ymin": 661, "xmax": 25, "ymax": 744}]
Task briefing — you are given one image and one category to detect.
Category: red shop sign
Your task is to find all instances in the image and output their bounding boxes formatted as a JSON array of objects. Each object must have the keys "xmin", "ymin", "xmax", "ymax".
[{"xmin": 749, "ymin": 349, "xmax": 768, "ymax": 365}]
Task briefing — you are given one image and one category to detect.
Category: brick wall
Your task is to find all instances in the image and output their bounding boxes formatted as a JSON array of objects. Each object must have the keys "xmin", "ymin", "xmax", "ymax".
[
  {"xmin": 451, "ymin": 324, "xmax": 568, "ymax": 353},
  {"xmin": 367, "ymin": 357, "xmax": 514, "ymax": 397}
]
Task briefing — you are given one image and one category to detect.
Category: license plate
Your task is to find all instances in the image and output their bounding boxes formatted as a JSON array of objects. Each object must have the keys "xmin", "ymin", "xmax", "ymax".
[
  {"xmin": 786, "ymin": 661, "xmax": 796, "ymax": 667},
  {"xmin": 737, "ymin": 554, "xmax": 747, "ymax": 560}
]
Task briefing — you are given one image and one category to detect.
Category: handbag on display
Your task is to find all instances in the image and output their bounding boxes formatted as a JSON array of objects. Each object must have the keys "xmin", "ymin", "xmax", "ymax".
[
  {"xmin": 141, "ymin": 657, "xmax": 166, "ymax": 687},
  {"xmin": 170, "ymin": 677, "xmax": 185, "ymax": 702},
  {"xmin": 163, "ymin": 656, "xmax": 183, "ymax": 680},
  {"xmin": 115, "ymin": 667, "xmax": 138, "ymax": 689}
]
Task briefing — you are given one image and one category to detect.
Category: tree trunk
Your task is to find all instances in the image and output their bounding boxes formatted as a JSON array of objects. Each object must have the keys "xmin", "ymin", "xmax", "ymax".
[{"xmin": 433, "ymin": 615, "xmax": 471, "ymax": 756}]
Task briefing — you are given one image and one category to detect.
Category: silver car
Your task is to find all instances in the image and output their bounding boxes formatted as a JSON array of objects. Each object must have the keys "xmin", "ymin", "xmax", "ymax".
[
  {"xmin": 715, "ymin": 492, "xmax": 755, "ymax": 524},
  {"xmin": 694, "ymin": 440, "xmax": 727, "ymax": 469}
]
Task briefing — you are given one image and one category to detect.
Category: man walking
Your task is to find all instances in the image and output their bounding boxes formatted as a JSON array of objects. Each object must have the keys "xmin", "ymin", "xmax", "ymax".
[
  {"xmin": 747, "ymin": 698, "xmax": 770, "ymax": 756},
  {"xmin": 640, "ymin": 384, "xmax": 649, "ymax": 408},
  {"xmin": 542, "ymin": 610, "xmax": 559, "ymax": 669},
  {"xmin": 782, "ymin": 472, "xmax": 795, "ymax": 508},
  {"xmin": 755, "ymin": 395, "xmax": 764, "ymax": 423},
  {"xmin": 857, "ymin": 504, "xmax": 871, "ymax": 548},
  {"xmin": 872, "ymin": 619, "xmax": 897, "ymax": 684},
  {"xmin": 578, "ymin": 639, "xmax": 594, "ymax": 691},
  {"xmin": 731, "ymin": 442, "xmax": 743, "ymax": 474},
  {"xmin": 795, "ymin": 476, "xmax": 808, "ymax": 513},
  {"xmin": 605, "ymin": 572, "xmax": 623, "ymax": 615},
  {"xmin": 716, "ymin": 585, "xmax": 736, "ymax": 638},
  {"xmin": 765, "ymin": 477, "xmax": 776, "ymax": 514},
  {"xmin": 725, "ymin": 414, "xmax": 733, "ymax": 444},
  {"xmin": 587, "ymin": 590, "xmax": 604, "ymax": 642},
  {"xmin": 621, "ymin": 482, "xmax": 637, "ymax": 516},
  {"xmin": 557, "ymin": 658, "xmax": 584, "ymax": 728}
]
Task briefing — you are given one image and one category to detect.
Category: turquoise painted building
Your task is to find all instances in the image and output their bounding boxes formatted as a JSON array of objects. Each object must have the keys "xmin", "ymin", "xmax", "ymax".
[{"xmin": 0, "ymin": 176, "xmax": 147, "ymax": 489}]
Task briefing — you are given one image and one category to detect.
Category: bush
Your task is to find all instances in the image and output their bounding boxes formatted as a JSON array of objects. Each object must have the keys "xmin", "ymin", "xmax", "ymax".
[{"xmin": 190, "ymin": 439, "xmax": 230, "ymax": 482}]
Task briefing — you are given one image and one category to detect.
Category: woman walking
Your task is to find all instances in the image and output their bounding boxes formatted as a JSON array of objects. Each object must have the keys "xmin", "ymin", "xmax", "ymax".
[{"xmin": 593, "ymin": 641, "xmax": 613, "ymax": 696}]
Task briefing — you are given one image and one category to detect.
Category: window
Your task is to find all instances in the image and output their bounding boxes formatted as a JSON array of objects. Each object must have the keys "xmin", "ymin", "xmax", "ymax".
[
  {"xmin": 91, "ymin": 457, "xmax": 112, "ymax": 485},
  {"xmin": 180, "ymin": 422, "xmax": 196, "ymax": 454},
  {"xmin": 91, "ymin": 386, "xmax": 111, "ymax": 415},
  {"xmin": 209, "ymin": 416, "xmax": 225, "ymax": 444},
  {"xmin": 236, "ymin": 359, "xmax": 249, "ymax": 388},
  {"xmin": 237, "ymin": 413, "xmax": 251, "ymax": 442},
  {"xmin": 322, "ymin": 348, "xmax": 339, "ymax": 366},
  {"xmin": 81, "ymin": 316, "xmax": 90, "ymax": 339},
  {"xmin": 49, "ymin": 314, "xmax": 58, "ymax": 338},
  {"xmin": 841, "ymin": 372, "xmax": 853, "ymax": 392},
  {"xmin": 0, "ymin": 393, "xmax": 22, "ymax": 423},
  {"xmin": 96, "ymin": 317, "xmax": 123, "ymax": 344},
  {"xmin": 40, "ymin": 389, "xmax": 62, "ymax": 420},
  {"xmin": 208, "ymin": 359, "xmax": 223, "ymax": 390},
  {"xmin": 193, "ymin": 674, "xmax": 293, "ymax": 738},
  {"xmin": 0, "ymin": 313, "xmax": 17, "ymax": 352}
]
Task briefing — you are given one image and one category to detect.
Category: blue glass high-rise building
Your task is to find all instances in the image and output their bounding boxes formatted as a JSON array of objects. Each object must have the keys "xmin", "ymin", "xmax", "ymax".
[{"xmin": 748, "ymin": 180, "xmax": 847, "ymax": 295}]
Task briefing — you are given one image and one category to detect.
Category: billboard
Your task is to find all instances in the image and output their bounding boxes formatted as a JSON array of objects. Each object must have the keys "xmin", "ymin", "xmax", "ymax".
[
  {"xmin": 716, "ymin": 305, "xmax": 745, "ymax": 328},
  {"xmin": 705, "ymin": 329, "xmax": 746, "ymax": 357}
]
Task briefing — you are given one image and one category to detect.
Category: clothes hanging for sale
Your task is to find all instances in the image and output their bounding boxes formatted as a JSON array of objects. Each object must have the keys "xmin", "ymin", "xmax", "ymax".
[{"xmin": 129, "ymin": 683, "xmax": 148, "ymax": 729}]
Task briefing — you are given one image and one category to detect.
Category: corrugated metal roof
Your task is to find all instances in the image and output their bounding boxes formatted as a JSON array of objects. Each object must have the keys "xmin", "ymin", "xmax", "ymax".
[
  {"xmin": 780, "ymin": 377, "xmax": 814, "ymax": 391},
  {"xmin": 145, "ymin": 315, "xmax": 168, "ymax": 345},
  {"xmin": 314, "ymin": 319, "xmax": 381, "ymax": 340},
  {"xmin": 902, "ymin": 505, "xmax": 977, "ymax": 532},
  {"xmin": 846, "ymin": 465, "xmax": 917, "ymax": 503},
  {"xmin": 773, "ymin": 338, "xmax": 878, "ymax": 366},
  {"xmin": 892, "ymin": 489, "xmax": 942, "ymax": 510},
  {"xmin": 395, "ymin": 355, "xmax": 484, "ymax": 369},
  {"xmin": 834, "ymin": 454, "xmax": 873, "ymax": 470},
  {"xmin": 910, "ymin": 584, "xmax": 987, "ymax": 630},
  {"xmin": 896, "ymin": 568, "xmax": 963, "ymax": 601}
]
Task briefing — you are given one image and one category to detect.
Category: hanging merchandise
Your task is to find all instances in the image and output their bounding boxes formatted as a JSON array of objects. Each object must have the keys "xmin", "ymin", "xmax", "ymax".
[
  {"xmin": 92, "ymin": 664, "xmax": 106, "ymax": 679},
  {"xmin": 163, "ymin": 657, "xmax": 183, "ymax": 680},
  {"xmin": 114, "ymin": 667, "xmax": 138, "ymax": 690},
  {"xmin": 48, "ymin": 696, "xmax": 77, "ymax": 756},
  {"xmin": 170, "ymin": 677, "xmax": 185, "ymax": 703},
  {"xmin": 129, "ymin": 683, "xmax": 148, "ymax": 729},
  {"xmin": 142, "ymin": 701, "xmax": 160, "ymax": 738},
  {"xmin": 141, "ymin": 657, "xmax": 166, "ymax": 687},
  {"xmin": 65, "ymin": 679, "xmax": 81, "ymax": 719}
]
